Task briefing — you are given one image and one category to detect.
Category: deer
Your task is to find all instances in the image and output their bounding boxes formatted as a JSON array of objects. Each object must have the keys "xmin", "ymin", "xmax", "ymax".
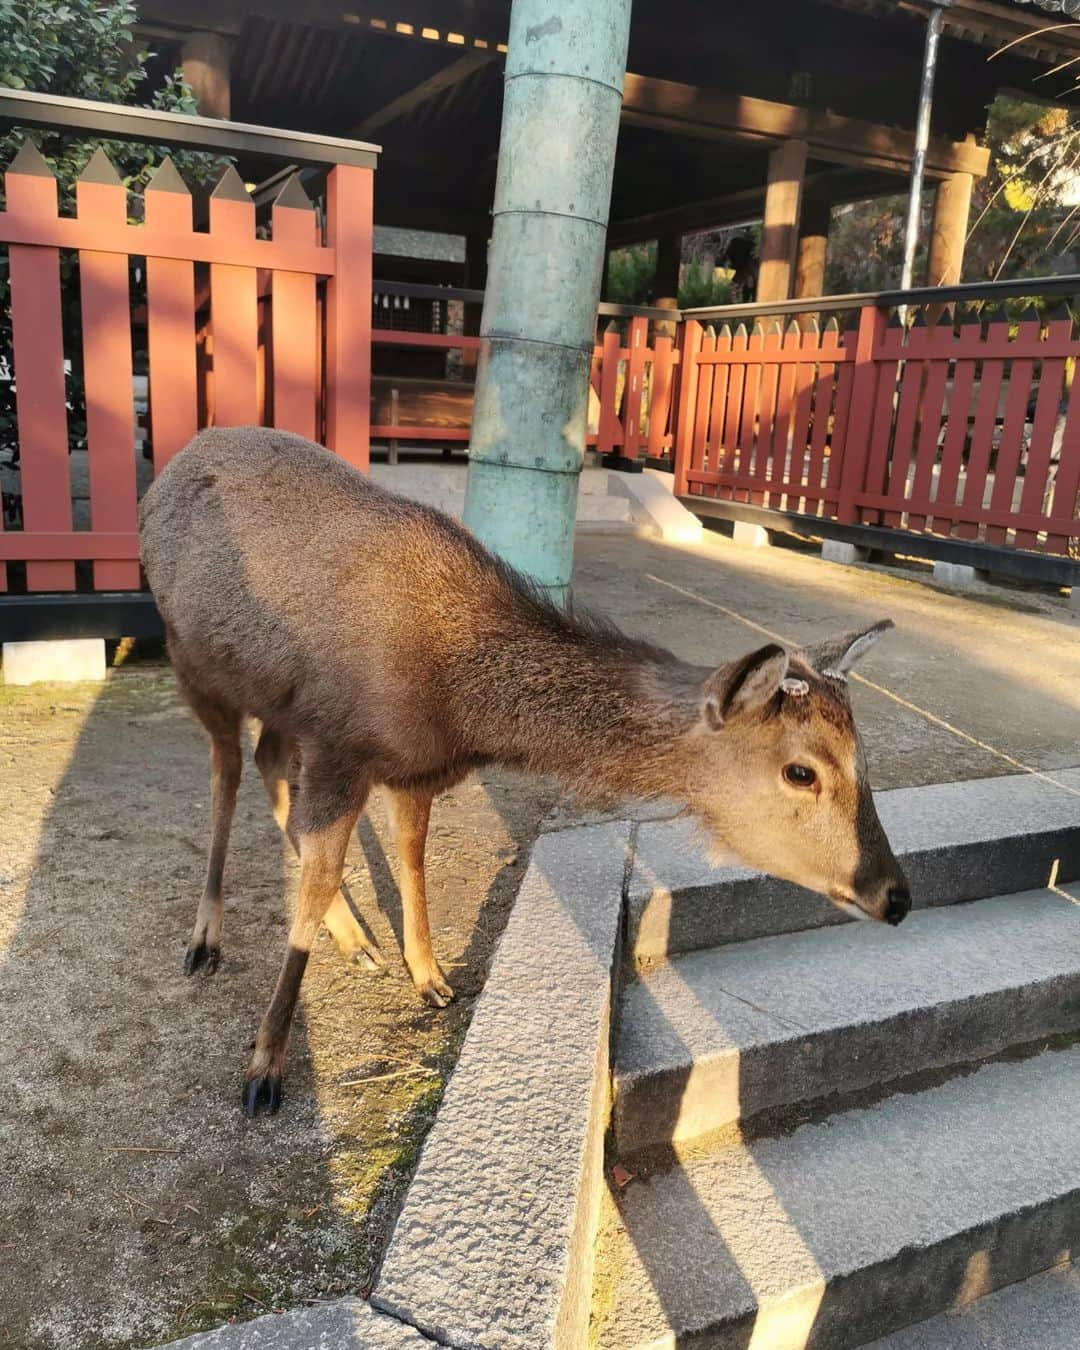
[{"xmin": 139, "ymin": 427, "xmax": 911, "ymax": 1117}]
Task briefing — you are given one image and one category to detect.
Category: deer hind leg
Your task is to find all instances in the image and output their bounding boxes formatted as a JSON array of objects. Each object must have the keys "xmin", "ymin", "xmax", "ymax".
[
  {"xmin": 181, "ymin": 686, "xmax": 242, "ymax": 976},
  {"xmin": 254, "ymin": 725, "xmax": 383, "ymax": 970},
  {"xmin": 243, "ymin": 773, "xmax": 367, "ymax": 1117},
  {"xmin": 389, "ymin": 785, "xmax": 453, "ymax": 1008}
]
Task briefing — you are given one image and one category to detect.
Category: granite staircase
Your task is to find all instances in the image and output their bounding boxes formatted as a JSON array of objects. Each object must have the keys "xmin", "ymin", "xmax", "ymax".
[{"xmin": 593, "ymin": 767, "xmax": 1080, "ymax": 1349}]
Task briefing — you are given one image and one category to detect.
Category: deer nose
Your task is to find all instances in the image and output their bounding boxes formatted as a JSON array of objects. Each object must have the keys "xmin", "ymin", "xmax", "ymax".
[{"xmin": 885, "ymin": 885, "xmax": 911, "ymax": 926}]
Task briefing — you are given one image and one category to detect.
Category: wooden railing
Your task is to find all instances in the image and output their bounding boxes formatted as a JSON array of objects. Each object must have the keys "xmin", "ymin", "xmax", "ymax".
[
  {"xmin": 367, "ymin": 287, "xmax": 680, "ymax": 462},
  {"xmin": 671, "ymin": 281, "xmax": 1080, "ymax": 561},
  {"xmin": 0, "ymin": 92, "xmax": 377, "ymax": 603}
]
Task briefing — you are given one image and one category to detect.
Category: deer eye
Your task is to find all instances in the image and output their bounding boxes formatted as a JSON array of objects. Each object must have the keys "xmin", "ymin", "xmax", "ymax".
[{"xmin": 783, "ymin": 763, "xmax": 817, "ymax": 788}]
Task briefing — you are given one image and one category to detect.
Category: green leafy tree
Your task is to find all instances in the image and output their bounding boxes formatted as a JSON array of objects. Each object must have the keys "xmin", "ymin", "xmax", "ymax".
[
  {"xmin": 606, "ymin": 239, "xmax": 732, "ymax": 309},
  {"xmin": 826, "ymin": 96, "xmax": 1080, "ymax": 296},
  {"xmin": 0, "ymin": 0, "xmax": 222, "ymax": 529}
]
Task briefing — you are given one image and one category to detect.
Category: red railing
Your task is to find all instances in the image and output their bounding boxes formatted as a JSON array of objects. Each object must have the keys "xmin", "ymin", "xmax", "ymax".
[
  {"xmin": 672, "ymin": 292, "xmax": 1080, "ymax": 558},
  {"xmin": 366, "ymin": 293, "xmax": 680, "ymax": 461},
  {"xmin": 0, "ymin": 99, "xmax": 376, "ymax": 598}
]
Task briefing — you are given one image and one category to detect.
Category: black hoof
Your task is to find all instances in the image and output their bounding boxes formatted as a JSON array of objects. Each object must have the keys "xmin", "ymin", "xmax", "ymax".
[
  {"xmin": 184, "ymin": 942, "xmax": 220, "ymax": 976},
  {"xmin": 242, "ymin": 1075, "xmax": 282, "ymax": 1117}
]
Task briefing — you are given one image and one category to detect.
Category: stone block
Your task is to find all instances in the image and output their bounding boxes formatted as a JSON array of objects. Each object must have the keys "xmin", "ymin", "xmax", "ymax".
[
  {"xmin": 821, "ymin": 538, "xmax": 869, "ymax": 565},
  {"xmin": 595, "ymin": 1046, "xmax": 1080, "ymax": 1348},
  {"xmin": 3, "ymin": 639, "xmax": 106, "ymax": 686},
  {"xmin": 933, "ymin": 560, "xmax": 980, "ymax": 589},
  {"xmin": 163, "ymin": 1299, "xmax": 430, "ymax": 1348},
  {"xmin": 732, "ymin": 520, "xmax": 769, "ymax": 548},
  {"xmin": 615, "ymin": 886, "xmax": 1080, "ymax": 1149}
]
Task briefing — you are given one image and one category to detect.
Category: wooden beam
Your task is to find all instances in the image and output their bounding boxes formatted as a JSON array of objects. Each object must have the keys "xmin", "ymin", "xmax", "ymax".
[
  {"xmin": 620, "ymin": 74, "xmax": 990, "ymax": 179},
  {"xmin": 351, "ymin": 51, "xmax": 495, "ymax": 136},
  {"xmin": 924, "ymin": 0, "xmax": 1080, "ymax": 59},
  {"xmin": 608, "ymin": 168, "xmax": 898, "ymax": 248},
  {"xmin": 136, "ymin": 0, "xmax": 509, "ymax": 51}
]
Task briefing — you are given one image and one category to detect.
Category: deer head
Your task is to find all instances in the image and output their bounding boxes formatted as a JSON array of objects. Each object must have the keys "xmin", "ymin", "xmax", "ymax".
[{"xmin": 685, "ymin": 619, "xmax": 910, "ymax": 925}]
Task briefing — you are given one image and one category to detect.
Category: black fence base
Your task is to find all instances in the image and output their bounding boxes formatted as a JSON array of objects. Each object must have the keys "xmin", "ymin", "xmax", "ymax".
[
  {"xmin": 601, "ymin": 454, "xmax": 644, "ymax": 473},
  {"xmin": 0, "ymin": 593, "xmax": 163, "ymax": 643},
  {"xmin": 679, "ymin": 496, "xmax": 1079, "ymax": 589}
]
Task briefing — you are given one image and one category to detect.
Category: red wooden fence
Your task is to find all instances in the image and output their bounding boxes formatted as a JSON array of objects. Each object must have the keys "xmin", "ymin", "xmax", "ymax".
[
  {"xmin": 368, "ymin": 308, "xmax": 679, "ymax": 458},
  {"xmin": 672, "ymin": 303, "xmax": 1080, "ymax": 558},
  {"xmin": 3, "ymin": 127, "xmax": 1074, "ymax": 600},
  {"xmin": 0, "ymin": 139, "xmax": 373, "ymax": 595},
  {"xmin": 589, "ymin": 315, "xmax": 678, "ymax": 460}
]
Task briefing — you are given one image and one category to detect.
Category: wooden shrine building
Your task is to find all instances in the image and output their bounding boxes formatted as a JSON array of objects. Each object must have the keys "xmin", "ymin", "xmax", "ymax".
[{"xmin": 133, "ymin": 0, "xmax": 1080, "ymax": 308}]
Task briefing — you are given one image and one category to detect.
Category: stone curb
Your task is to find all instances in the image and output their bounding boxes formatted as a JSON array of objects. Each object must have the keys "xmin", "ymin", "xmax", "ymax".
[
  {"xmin": 629, "ymin": 767, "xmax": 1080, "ymax": 959},
  {"xmin": 162, "ymin": 1297, "xmax": 433, "ymax": 1347},
  {"xmin": 371, "ymin": 821, "xmax": 631, "ymax": 1348}
]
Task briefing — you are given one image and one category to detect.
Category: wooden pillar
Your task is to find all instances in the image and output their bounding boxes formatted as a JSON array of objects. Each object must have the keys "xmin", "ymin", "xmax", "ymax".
[
  {"xmin": 794, "ymin": 188, "xmax": 830, "ymax": 300},
  {"xmin": 181, "ymin": 32, "xmax": 232, "ymax": 119},
  {"xmin": 756, "ymin": 139, "xmax": 807, "ymax": 304},
  {"xmin": 462, "ymin": 231, "xmax": 488, "ymax": 375},
  {"xmin": 926, "ymin": 171, "xmax": 973, "ymax": 288},
  {"xmin": 654, "ymin": 232, "xmax": 682, "ymax": 306}
]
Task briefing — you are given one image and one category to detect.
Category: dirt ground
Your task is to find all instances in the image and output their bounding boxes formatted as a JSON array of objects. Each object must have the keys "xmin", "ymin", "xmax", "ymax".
[{"xmin": 0, "ymin": 658, "xmax": 558, "ymax": 1350}]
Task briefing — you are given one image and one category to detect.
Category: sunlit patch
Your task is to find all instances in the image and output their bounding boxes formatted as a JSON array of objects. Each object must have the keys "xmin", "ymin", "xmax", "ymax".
[
  {"xmin": 1047, "ymin": 857, "xmax": 1080, "ymax": 907},
  {"xmin": 952, "ymin": 1249, "xmax": 992, "ymax": 1310},
  {"xmin": 747, "ymin": 1278, "xmax": 827, "ymax": 1349},
  {"xmin": 0, "ymin": 684, "xmax": 100, "ymax": 961}
]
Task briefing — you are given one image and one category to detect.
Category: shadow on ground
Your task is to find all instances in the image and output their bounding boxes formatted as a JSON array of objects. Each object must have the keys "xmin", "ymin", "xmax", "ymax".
[{"xmin": 0, "ymin": 665, "xmax": 554, "ymax": 1350}]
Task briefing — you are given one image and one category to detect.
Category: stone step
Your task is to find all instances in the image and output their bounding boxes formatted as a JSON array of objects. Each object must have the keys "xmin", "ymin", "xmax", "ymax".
[
  {"xmin": 614, "ymin": 884, "xmax": 1080, "ymax": 1151},
  {"xmin": 862, "ymin": 1257, "xmax": 1080, "ymax": 1349},
  {"xmin": 576, "ymin": 494, "xmax": 634, "ymax": 523},
  {"xmin": 594, "ymin": 1044, "xmax": 1080, "ymax": 1349},
  {"xmin": 628, "ymin": 767, "xmax": 1080, "ymax": 961}
]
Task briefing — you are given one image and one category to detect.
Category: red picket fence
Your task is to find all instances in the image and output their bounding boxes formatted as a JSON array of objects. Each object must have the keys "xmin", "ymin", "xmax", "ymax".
[
  {"xmin": 672, "ymin": 300, "xmax": 1080, "ymax": 558},
  {"xmin": 0, "ymin": 139, "xmax": 373, "ymax": 596},
  {"xmin": 367, "ymin": 300, "xmax": 679, "ymax": 460},
  {"xmin": 590, "ymin": 314, "xmax": 678, "ymax": 460}
]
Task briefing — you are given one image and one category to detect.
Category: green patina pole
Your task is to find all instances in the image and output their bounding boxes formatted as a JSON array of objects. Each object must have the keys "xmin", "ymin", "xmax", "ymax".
[{"xmin": 462, "ymin": 0, "xmax": 632, "ymax": 604}]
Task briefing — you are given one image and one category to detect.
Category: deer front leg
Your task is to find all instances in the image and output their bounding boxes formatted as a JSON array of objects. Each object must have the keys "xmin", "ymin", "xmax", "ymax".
[
  {"xmin": 255, "ymin": 726, "xmax": 384, "ymax": 971},
  {"xmin": 389, "ymin": 786, "xmax": 453, "ymax": 1008},
  {"xmin": 243, "ymin": 797, "xmax": 363, "ymax": 1117}
]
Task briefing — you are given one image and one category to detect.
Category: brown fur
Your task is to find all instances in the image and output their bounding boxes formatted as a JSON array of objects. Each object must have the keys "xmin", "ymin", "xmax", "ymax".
[{"xmin": 140, "ymin": 427, "xmax": 908, "ymax": 1115}]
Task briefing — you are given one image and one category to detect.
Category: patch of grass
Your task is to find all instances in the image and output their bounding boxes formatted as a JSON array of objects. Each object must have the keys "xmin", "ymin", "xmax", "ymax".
[{"xmin": 330, "ymin": 1077, "xmax": 446, "ymax": 1221}]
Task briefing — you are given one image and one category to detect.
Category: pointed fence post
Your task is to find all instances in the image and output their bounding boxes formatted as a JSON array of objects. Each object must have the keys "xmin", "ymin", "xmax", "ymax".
[
  {"xmin": 145, "ymin": 157, "xmax": 198, "ymax": 473},
  {"xmin": 76, "ymin": 146, "xmax": 139, "ymax": 591},
  {"xmin": 6, "ymin": 139, "xmax": 73, "ymax": 592},
  {"xmin": 208, "ymin": 165, "xmax": 258, "ymax": 427},
  {"xmin": 672, "ymin": 319, "xmax": 703, "ymax": 496},
  {"xmin": 836, "ymin": 303, "xmax": 887, "ymax": 524},
  {"xmin": 270, "ymin": 173, "xmax": 318, "ymax": 440}
]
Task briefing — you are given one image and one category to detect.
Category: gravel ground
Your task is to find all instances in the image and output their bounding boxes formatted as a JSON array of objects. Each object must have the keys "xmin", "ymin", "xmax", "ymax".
[{"xmin": 0, "ymin": 659, "xmax": 557, "ymax": 1350}]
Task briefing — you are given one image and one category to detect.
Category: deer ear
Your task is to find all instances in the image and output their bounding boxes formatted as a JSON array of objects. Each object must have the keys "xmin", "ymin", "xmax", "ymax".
[
  {"xmin": 701, "ymin": 643, "xmax": 789, "ymax": 729},
  {"xmin": 802, "ymin": 618, "xmax": 894, "ymax": 679}
]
